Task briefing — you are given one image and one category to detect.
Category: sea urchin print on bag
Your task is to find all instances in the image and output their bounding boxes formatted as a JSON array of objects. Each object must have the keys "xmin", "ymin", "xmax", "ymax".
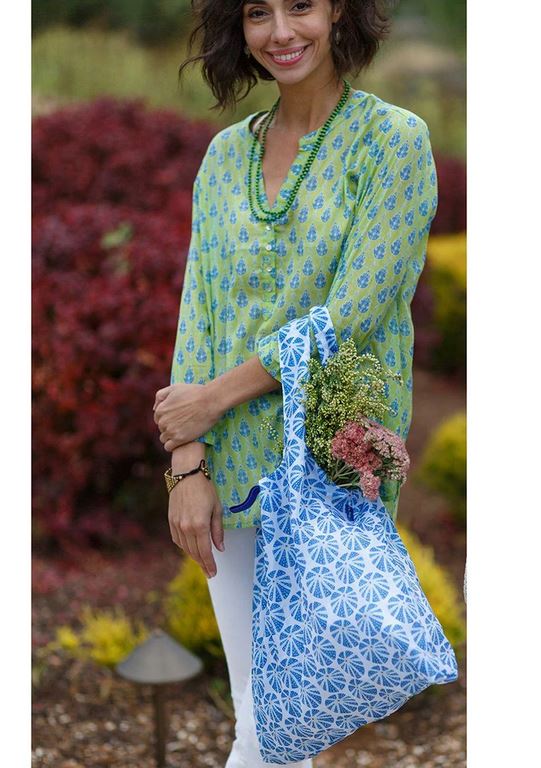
[{"xmin": 251, "ymin": 305, "xmax": 458, "ymax": 764}]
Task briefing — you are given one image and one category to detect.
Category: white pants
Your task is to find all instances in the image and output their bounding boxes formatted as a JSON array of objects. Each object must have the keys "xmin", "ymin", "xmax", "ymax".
[{"xmin": 207, "ymin": 526, "xmax": 314, "ymax": 768}]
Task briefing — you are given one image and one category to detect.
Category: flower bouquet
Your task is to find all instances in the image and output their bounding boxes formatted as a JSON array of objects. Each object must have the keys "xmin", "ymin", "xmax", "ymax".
[{"xmin": 262, "ymin": 338, "xmax": 410, "ymax": 501}]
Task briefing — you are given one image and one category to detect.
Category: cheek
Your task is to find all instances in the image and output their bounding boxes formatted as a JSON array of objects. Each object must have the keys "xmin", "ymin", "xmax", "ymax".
[
  {"xmin": 301, "ymin": 19, "xmax": 333, "ymax": 47},
  {"xmin": 245, "ymin": 27, "xmax": 269, "ymax": 49}
]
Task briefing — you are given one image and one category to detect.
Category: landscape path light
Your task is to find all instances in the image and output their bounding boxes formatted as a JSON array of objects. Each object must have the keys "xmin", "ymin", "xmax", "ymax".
[{"xmin": 116, "ymin": 627, "xmax": 203, "ymax": 767}]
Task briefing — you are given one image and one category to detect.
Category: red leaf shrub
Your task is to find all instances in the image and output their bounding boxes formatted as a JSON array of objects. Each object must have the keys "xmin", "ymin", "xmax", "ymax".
[
  {"xmin": 33, "ymin": 100, "xmax": 215, "ymax": 551},
  {"xmin": 32, "ymin": 97, "xmax": 214, "ymax": 218}
]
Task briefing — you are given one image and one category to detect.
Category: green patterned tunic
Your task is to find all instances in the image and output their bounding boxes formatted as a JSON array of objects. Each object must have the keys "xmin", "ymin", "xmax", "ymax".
[{"xmin": 170, "ymin": 87, "xmax": 437, "ymax": 529}]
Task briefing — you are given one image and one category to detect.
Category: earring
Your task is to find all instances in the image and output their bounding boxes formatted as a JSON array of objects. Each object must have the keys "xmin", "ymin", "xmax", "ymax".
[
  {"xmin": 333, "ymin": 26, "xmax": 341, "ymax": 44},
  {"xmin": 244, "ymin": 44, "xmax": 251, "ymax": 57}
]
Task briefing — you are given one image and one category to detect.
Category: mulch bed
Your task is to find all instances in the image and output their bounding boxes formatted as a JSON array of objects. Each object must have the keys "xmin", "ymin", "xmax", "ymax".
[{"xmin": 32, "ymin": 366, "xmax": 466, "ymax": 767}]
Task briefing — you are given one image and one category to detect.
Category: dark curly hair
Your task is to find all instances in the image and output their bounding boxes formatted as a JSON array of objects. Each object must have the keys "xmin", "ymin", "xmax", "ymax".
[{"xmin": 178, "ymin": 1, "xmax": 395, "ymax": 113}]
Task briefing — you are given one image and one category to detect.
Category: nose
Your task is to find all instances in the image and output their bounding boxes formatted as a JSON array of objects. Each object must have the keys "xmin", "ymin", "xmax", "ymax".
[{"xmin": 270, "ymin": 11, "xmax": 296, "ymax": 45}]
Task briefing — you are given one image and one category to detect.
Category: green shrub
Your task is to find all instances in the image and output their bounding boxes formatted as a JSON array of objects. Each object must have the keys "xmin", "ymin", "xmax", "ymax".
[
  {"xmin": 425, "ymin": 233, "xmax": 466, "ymax": 374},
  {"xmin": 32, "ymin": 0, "xmax": 192, "ymax": 44},
  {"xmin": 397, "ymin": 522, "xmax": 466, "ymax": 649},
  {"xmin": 163, "ymin": 556, "xmax": 224, "ymax": 663},
  {"xmin": 415, "ymin": 411, "xmax": 467, "ymax": 523}
]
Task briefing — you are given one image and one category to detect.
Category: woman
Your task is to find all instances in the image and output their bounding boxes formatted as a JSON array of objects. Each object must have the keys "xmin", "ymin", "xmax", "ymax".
[{"xmin": 153, "ymin": 1, "xmax": 438, "ymax": 765}]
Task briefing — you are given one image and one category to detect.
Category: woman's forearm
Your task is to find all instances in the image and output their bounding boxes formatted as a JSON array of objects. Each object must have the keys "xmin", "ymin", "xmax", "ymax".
[
  {"xmin": 172, "ymin": 441, "xmax": 206, "ymax": 472},
  {"xmin": 206, "ymin": 355, "xmax": 281, "ymax": 417}
]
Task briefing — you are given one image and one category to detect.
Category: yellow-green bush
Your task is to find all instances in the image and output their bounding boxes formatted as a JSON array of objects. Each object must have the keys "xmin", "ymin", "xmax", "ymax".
[
  {"xmin": 53, "ymin": 605, "xmax": 149, "ymax": 668},
  {"xmin": 397, "ymin": 522, "xmax": 466, "ymax": 650},
  {"xmin": 428, "ymin": 233, "xmax": 466, "ymax": 285},
  {"xmin": 426, "ymin": 232, "xmax": 466, "ymax": 374},
  {"xmin": 416, "ymin": 411, "xmax": 467, "ymax": 524},
  {"xmin": 163, "ymin": 556, "xmax": 223, "ymax": 662}
]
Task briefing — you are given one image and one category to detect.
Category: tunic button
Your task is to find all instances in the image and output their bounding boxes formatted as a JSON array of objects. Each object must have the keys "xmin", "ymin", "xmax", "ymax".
[
  {"xmin": 265, "ymin": 225, "xmax": 272, "ymax": 231},
  {"xmin": 265, "ymin": 266, "xmax": 273, "ymax": 273},
  {"xmin": 265, "ymin": 244, "xmax": 272, "ymax": 251}
]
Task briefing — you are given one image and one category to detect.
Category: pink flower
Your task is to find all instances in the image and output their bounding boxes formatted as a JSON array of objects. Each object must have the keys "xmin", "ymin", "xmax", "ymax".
[
  {"xmin": 331, "ymin": 417, "xmax": 410, "ymax": 501},
  {"xmin": 359, "ymin": 471, "xmax": 381, "ymax": 500}
]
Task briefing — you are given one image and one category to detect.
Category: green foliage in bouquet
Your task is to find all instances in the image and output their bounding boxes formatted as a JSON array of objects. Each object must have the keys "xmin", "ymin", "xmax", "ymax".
[
  {"xmin": 415, "ymin": 411, "xmax": 466, "ymax": 524},
  {"xmin": 163, "ymin": 556, "xmax": 224, "ymax": 665},
  {"xmin": 52, "ymin": 605, "xmax": 149, "ymax": 668},
  {"xmin": 302, "ymin": 338, "xmax": 402, "ymax": 486},
  {"xmin": 397, "ymin": 522, "xmax": 466, "ymax": 652}
]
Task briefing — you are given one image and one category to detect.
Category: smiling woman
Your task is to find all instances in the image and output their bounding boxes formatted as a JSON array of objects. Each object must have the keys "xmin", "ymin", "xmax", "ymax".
[
  {"xmin": 160, "ymin": 2, "xmax": 439, "ymax": 766},
  {"xmin": 178, "ymin": 0, "xmax": 392, "ymax": 112}
]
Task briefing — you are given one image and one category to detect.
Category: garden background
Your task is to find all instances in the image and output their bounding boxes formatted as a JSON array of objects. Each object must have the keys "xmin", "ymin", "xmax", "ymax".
[{"xmin": 32, "ymin": 2, "xmax": 467, "ymax": 766}]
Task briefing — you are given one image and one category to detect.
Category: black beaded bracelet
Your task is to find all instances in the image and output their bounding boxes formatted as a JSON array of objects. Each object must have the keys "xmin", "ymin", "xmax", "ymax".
[{"xmin": 164, "ymin": 459, "xmax": 211, "ymax": 494}]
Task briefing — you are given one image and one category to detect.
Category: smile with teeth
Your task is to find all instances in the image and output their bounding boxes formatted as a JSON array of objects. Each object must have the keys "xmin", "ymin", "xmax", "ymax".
[{"xmin": 268, "ymin": 46, "xmax": 309, "ymax": 63}]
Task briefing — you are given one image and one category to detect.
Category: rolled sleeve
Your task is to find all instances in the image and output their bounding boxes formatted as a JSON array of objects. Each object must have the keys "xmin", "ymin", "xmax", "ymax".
[{"xmin": 256, "ymin": 332, "xmax": 282, "ymax": 383}]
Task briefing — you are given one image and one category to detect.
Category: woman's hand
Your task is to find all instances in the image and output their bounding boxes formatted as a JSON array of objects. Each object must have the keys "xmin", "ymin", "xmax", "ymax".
[
  {"xmin": 168, "ymin": 471, "xmax": 224, "ymax": 578},
  {"xmin": 153, "ymin": 383, "xmax": 223, "ymax": 452}
]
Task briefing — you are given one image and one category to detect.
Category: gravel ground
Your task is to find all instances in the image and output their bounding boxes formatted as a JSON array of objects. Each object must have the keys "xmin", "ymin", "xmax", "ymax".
[{"xmin": 32, "ymin": 649, "xmax": 465, "ymax": 768}]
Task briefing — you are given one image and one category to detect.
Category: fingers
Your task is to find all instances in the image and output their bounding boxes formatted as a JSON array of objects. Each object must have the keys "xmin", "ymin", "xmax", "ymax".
[
  {"xmin": 159, "ymin": 428, "xmax": 183, "ymax": 452},
  {"xmin": 168, "ymin": 502, "xmax": 182, "ymax": 548},
  {"xmin": 164, "ymin": 437, "xmax": 182, "ymax": 453},
  {"xmin": 197, "ymin": 529, "xmax": 218, "ymax": 577},
  {"xmin": 210, "ymin": 504, "xmax": 225, "ymax": 553},
  {"xmin": 186, "ymin": 532, "xmax": 217, "ymax": 579},
  {"xmin": 167, "ymin": 478, "xmax": 221, "ymax": 579},
  {"xmin": 153, "ymin": 387, "xmax": 172, "ymax": 418},
  {"xmin": 177, "ymin": 527, "xmax": 192, "ymax": 561},
  {"xmin": 157, "ymin": 422, "xmax": 184, "ymax": 450},
  {"xmin": 154, "ymin": 386, "xmax": 172, "ymax": 405}
]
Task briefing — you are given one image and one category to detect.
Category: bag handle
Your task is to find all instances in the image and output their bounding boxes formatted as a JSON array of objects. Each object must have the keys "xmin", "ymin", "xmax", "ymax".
[
  {"xmin": 276, "ymin": 306, "xmax": 339, "ymax": 455},
  {"xmin": 308, "ymin": 306, "xmax": 339, "ymax": 365},
  {"xmin": 232, "ymin": 307, "xmax": 339, "ymax": 512}
]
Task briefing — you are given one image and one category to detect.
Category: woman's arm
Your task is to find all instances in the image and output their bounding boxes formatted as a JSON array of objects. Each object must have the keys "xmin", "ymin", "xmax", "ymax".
[
  {"xmin": 169, "ymin": 155, "xmax": 217, "ymax": 447},
  {"xmin": 172, "ymin": 440, "xmax": 206, "ymax": 471},
  {"xmin": 205, "ymin": 354, "xmax": 281, "ymax": 416}
]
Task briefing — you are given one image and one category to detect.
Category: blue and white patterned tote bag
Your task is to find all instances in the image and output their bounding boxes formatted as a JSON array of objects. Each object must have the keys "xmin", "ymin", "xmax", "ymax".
[{"xmin": 251, "ymin": 305, "xmax": 459, "ymax": 765}]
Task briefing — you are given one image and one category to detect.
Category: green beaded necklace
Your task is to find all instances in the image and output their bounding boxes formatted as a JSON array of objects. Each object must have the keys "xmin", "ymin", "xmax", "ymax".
[{"xmin": 247, "ymin": 78, "xmax": 352, "ymax": 223}]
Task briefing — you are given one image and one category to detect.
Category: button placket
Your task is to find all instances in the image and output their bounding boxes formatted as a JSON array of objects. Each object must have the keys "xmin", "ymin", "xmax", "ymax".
[{"xmin": 260, "ymin": 223, "xmax": 276, "ymax": 304}]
